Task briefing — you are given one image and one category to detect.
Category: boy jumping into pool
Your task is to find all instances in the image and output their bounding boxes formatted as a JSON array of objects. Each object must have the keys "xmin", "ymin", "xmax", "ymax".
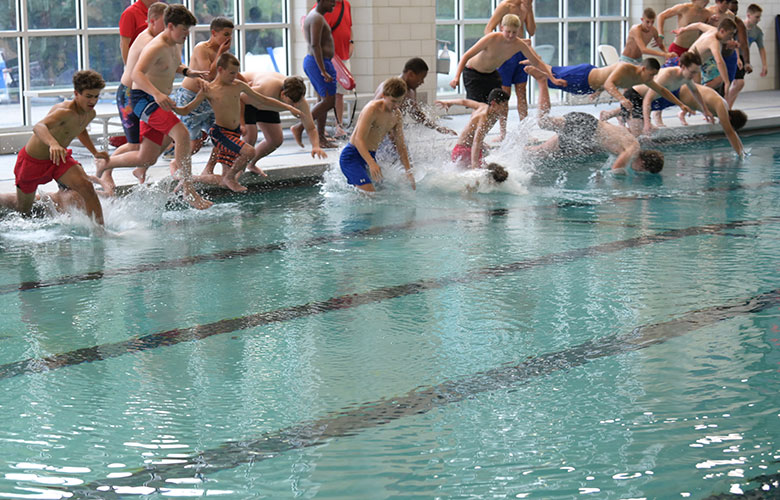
[
  {"xmin": 526, "ymin": 66, "xmax": 665, "ymax": 174},
  {"xmin": 339, "ymin": 77, "xmax": 415, "ymax": 192},
  {"xmin": 5, "ymin": 70, "xmax": 107, "ymax": 225},
  {"xmin": 96, "ymin": 4, "xmax": 212, "ymax": 210},
  {"xmin": 192, "ymin": 54, "xmax": 302, "ymax": 192},
  {"xmin": 435, "ymin": 88, "xmax": 510, "ymax": 169}
]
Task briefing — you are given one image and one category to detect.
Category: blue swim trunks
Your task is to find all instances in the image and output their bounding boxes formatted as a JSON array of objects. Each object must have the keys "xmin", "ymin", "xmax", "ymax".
[
  {"xmin": 304, "ymin": 54, "xmax": 337, "ymax": 97},
  {"xmin": 340, "ymin": 142, "xmax": 376, "ymax": 186},
  {"xmin": 650, "ymin": 89, "xmax": 681, "ymax": 111},
  {"xmin": 548, "ymin": 64, "xmax": 596, "ymax": 94},
  {"xmin": 724, "ymin": 50, "xmax": 738, "ymax": 82},
  {"xmin": 497, "ymin": 50, "xmax": 529, "ymax": 86},
  {"xmin": 116, "ymin": 83, "xmax": 140, "ymax": 144}
]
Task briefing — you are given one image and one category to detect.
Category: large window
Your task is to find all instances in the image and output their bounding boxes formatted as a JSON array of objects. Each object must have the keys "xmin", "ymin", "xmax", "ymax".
[
  {"xmin": 435, "ymin": 0, "xmax": 629, "ymax": 101},
  {"xmin": 0, "ymin": 0, "xmax": 290, "ymax": 130}
]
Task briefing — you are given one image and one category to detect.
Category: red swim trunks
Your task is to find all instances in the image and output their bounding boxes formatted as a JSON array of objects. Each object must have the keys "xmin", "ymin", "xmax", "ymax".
[
  {"xmin": 668, "ymin": 42, "xmax": 688, "ymax": 57},
  {"xmin": 451, "ymin": 143, "xmax": 483, "ymax": 167},
  {"xmin": 209, "ymin": 124, "xmax": 247, "ymax": 167},
  {"xmin": 14, "ymin": 147, "xmax": 79, "ymax": 194},
  {"xmin": 140, "ymin": 106, "xmax": 180, "ymax": 145}
]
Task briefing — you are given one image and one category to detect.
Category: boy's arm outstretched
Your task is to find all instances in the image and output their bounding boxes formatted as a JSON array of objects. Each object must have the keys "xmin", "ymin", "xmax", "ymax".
[
  {"xmin": 172, "ymin": 89, "xmax": 207, "ymax": 115},
  {"xmin": 77, "ymin": 128, "xmax": 109, "ymax": 161},
  {"xmin": 241, "ymin": 82, "xmax": 302, "ymax": 118},
  {"xmin": 436, "ymin": 98, "xmax": 483, "ymax": 111},
  {"xmin": 296, "ymin": 99, "xmax": 327, "ymax": 159},
  {"xmin": 450, "ymin": 35, "xmax": 493, "ymax": 88}
]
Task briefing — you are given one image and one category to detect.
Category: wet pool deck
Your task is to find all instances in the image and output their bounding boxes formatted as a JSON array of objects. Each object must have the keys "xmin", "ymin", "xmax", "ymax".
[{"xmin": 0, "ymin": 89, "xmax": 778, "ymax": 196}]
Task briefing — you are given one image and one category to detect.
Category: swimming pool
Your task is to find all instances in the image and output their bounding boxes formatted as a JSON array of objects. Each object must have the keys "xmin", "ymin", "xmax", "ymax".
[{"xmin": 0, "ymin": 131, "xmax": 778, "ymax": 499}]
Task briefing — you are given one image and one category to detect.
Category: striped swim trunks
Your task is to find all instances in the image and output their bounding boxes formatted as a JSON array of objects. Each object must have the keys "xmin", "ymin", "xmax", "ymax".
[{"xmin": 209, "ymin": 124, "xmax": 247, "ymax": 167}]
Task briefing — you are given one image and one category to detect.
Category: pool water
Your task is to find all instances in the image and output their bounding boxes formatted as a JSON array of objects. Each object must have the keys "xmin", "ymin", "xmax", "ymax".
[{"xmin": 0, "ymin": 131, "xmax": 779, "ymax": 499}]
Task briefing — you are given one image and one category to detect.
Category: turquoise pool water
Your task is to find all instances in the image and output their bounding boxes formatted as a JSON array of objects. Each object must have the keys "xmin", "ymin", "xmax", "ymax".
[{"xmin": 0, "ymin": 132, "xmax": 778, "ymax": 499}]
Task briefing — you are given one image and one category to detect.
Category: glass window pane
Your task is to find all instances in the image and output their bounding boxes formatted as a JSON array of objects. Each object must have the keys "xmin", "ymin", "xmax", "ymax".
[
  {"xmin": 88, "ymin": 0, "xmax": 131, "ymax": 28},
  {"xmin": 599, "ymin": 0, "xmax": 621, "ymax": 16},
  {"xmin": 436, "ymin": 0, "xmax": 456, "ymax": 20},
  {"xmin": 89, "ymin": 35, "xmax": 124, "ymax": 85},
  {"xmin": 28, "ymin": 0, "xmax": 77, "ymax": 29},
  {"xmin": 599, "ymin": 21, "xmax": 621, "ymax": 58},
  {"xmin": 567, "ymin": 22, "xmax": 591, "ymax": 64},
  {"xmin": 194, "ymin": 0, "xmax": 235, "ymax": 25},
  {"xmin": 1, "ymin": 0, "xmax": 17, "ymax": 30},
  {"xmin": 244, "ymin": 28, "xmax": 286, "ymax": 74},
  {"xmin": 464, "ymin": 24, "xmax": 487, "ymax": 52},
  {"xmin": 244, "ymin": 0, "xmax": 283, "ymax": 24},
  {"xmin": 567, "ymin": 0, "xmax": 591, "ymax": 17},
  {"xmin": 535, "ymin": 0, "xmax": 559, "ymax": 18},
  {"xmin": 436, "ymin": 24, "xmax": 456, "ymax": 94},
  {"xmin": 29, "ymin": 36, "xmax": 78, "ymax": 88},
  {"xmin": 534, "ymin": 22, "xmax": 559, "ymax": 65},
  {"xmin": 464, "ymin": 0, "xmax": 491, "ymax": 19},
  {"xmin": 0, "ymin": 39, "xmax": 22, "ymax": 128}
]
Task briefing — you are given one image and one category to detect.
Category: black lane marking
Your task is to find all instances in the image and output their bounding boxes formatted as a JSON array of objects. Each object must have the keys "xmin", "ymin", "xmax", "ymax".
[
  {"xmin": 1, "ymin": 217, "xmax": 777, "ymax": 383},
  {"xmin": 1, "ymin": 180, "xmax": 777, "ymax": 297},
  {"xmin": 70, "ymin": 288, "xmax": 780, "ymax": 498}
]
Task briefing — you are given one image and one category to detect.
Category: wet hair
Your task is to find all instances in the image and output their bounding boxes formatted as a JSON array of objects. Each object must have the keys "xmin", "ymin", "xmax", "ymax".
[
  {"xmin": 164, "ymin": 4, "xmax": 197, "ymax": 28},
  {"xmin": 639, "ymin": 150, "xmax": 664, "ymax": 173},
  {"xmin": 643, "ymin": 7, "xmax": 656, "ymax": 19},
  {"xmin": 210, "ymin": 17, "xmax": 234, "ymax": 32},
  {"xmin": 718, "ymin": 17, "xmax": 737, "ymax": 33},
  {"xmin": 642, "ymin": 58, "xmax": 661, "ymax": 71},
  {"xmin": 487, "ymin": 88, "xmax": 510, "ymax": 104},
  {"xmin": 728, "ymin": 109, "xmax": 748, "ymax": 130},
  {"xmin": 486, "ymin": 163, "xmax": 508, "ymax": 183},
  {"xmin": 148, "ymin": 2, "xmax": 167, "ymax": 20},
  {"xmin": 382, "ymin": 77, "xmax": 407, "ymax": 98},
  {"xmin": 403, "ymin": 57, "xmax": 429, "ymax": 74},
  {"xmin": 216, "ymin": 52, "xmax": 240, "ymax": 69},
  {"xmin": 73, "ymin": 70, "xmax": 105, "ymax": 93},
  {"xmin": 282, "ymin": 76, "xmax": 306, "ymax": 103},
  {"xmin": 747, "ymin": 4, "xmax": 762, "ymax": 14},
  {"xmin": 680, "ymin": 50, "xmax": 702, "ymax": 67},
  {"xmin": 501, "ymin": 14, "xmax": 521, "ymax": 29}
]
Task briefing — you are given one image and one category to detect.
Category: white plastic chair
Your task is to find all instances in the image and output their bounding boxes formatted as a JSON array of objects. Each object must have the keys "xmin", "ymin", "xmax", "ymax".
[
  {"xmin": 597, "ymin": 44, "xmax": 620, "ymax": 67},
  {"xmin": 534, "ymin": 44, "xmax": 556, "ymax": 65}
]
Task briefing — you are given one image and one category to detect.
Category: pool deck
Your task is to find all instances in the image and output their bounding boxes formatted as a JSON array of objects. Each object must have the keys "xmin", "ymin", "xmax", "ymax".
[{"xmin": 0, "ymin": 89, "xmax": 778, "ymax": 196}]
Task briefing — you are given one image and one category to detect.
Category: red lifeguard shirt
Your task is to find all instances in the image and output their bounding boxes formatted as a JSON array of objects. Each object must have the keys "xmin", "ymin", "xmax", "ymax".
[
  {"xmin": 313, "ymin": 0, "xmax": 352, "ymax": 61},
  {"xmin": 119, "ymin": 1, "xmax": 149, "ymax": 46}
]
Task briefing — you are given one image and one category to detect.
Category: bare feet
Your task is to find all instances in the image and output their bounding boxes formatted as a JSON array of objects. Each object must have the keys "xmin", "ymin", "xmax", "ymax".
[
  {"xmin": 523, "ymin": 65, "xmax": 546, "ymax": 80},
  {"xmin": 319, "ymin": 136, "xmax": 339, "ymax": 149},
  {"xmin": 132, "ymin": 167, "xmax": 148, "ymax": 184},
  {"xmin": 99, "ymin": 171, "xmax": 116, "ymax": 196},
  {"xmin": 247, "ymin": 163, "xmax": 267, "ymax": 176},
  {"xmin": 220, "ymin": 175, "xmax": 247, "ymax": 193},
  {"xmin": 599, "ymin": 110, "xmax": 611, "ymax": 121},
  {"xmin": 95, "ymin": 157, "xmax": 110, "ymax": 178},
  {"xmin": 677, "ymin": 110, "xmax": 689, "ymax": 126},
  {"xmin": 176, "ymin": 181, "xmax": 213, "ymax": 210},
  {"xmin": 291, "ymin": 123, "xmax": 304, "ymax": 148}
]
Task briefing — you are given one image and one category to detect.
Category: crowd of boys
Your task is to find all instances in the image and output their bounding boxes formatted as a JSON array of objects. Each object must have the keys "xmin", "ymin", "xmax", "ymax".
[{"xmin": 2, "ymin": 0, "xmax": 766, "ymax": 226}]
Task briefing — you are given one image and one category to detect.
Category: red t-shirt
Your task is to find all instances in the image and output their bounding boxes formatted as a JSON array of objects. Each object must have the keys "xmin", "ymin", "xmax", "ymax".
[
  {"xmin": 119, "ymin": 1, "xmax": 149, "ymax": 46},
  {"xmin": 313, "ymin": 0, "xmax": 352, "ymax": 61}
]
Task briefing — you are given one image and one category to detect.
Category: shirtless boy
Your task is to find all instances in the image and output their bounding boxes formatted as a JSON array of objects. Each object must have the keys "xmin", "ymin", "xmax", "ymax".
[
  {"xmin": 303, "ymin": 0, "xmax": 339, "ymax": 148},
  {"xmin": 622, "ymin": 8, "xmax": 673, "ymax": 64},
  {"xmin": 374, "ymin": 58, "xmax": 457, "ymax": 136},
  {"xmin": 8, "ymin": 70, "xmax": 106, "ymax": 225},
  {"xmin": 675, "ymin": 18, "xmax": 737, "ymax": 96},
  {"xmin": 339, "ymin": 77, "xmax": 415, "ymax": 192},
  {"xmin": 174, "ymin": 17, "xmax": 234, "ymax": 154},
  {"xmin": 436, "ymin": 89, "xmax": 510, "ymax": 169},
  {"xmin": 600, "ymin": 51, "xmax": 712, "ymax": 135},
  {"xmin": 450, "ymin": 14, "xmax": 562, "ymax": 104},
  {"xmin": 643, "ymin": 83, "xmax": 747, "ymax": 156},
  {"xmin": 109, "ymin": 1, "xmax": 166, "ymax": 190},
  {"xmin": 525, "ymin": 66, "xmax": 665, "ymax": 174},
  {"xmin": 237, "ymin": 72, "xmax": 325, "ymax": 175},
  {"xmin": 484, "ymin": 0, "xmax": 535, "ymax": 120},
  {"xmin": 657, "ymin": 0, "xmax": 712, "ymax": 56},
  {"xmin": 192, "ymin": 54, "xmax": 302, "ymax": 191},
  {"xmin": 97, "ymin": 4, "xmax": 212, "ymax": 210}
]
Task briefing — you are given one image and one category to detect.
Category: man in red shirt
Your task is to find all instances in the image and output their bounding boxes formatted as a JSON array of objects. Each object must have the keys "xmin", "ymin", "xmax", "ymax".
[
  {"xmin": 119, "ymin": 0, "xmax": 156, "ymax": 63},
  {"xmin": 314, "ymin": 0, "xmax": 353, "ymax": 136}
]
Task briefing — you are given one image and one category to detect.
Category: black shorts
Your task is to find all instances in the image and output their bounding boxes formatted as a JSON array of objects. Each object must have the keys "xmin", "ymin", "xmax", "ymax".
[
  {"xmin": 244, "ymin": 104, "xmax": 281, "ymax": 124},
  {"xmin": 463, "ymin": 67, "xmax": 502, "ymax": 103},
  {"xmin": 619, "ymin": 88, "xmax": 644, "ymax": 120},
  {"xmin": 734, "ymin": 66, "xmax": 746, "ymax": 80}
]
